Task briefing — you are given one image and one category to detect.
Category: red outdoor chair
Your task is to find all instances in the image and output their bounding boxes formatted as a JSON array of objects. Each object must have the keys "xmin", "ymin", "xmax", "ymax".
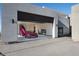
[{"xmin": 19, "ymin": 24, "xmax": 38, "ymax": 38}]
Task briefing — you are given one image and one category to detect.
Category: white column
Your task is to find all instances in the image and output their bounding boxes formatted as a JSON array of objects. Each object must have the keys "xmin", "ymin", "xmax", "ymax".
[
  {"xmin": 71, "ymin": 5, "xmax": 79, "ymax": 41},
  {"xmin": 52, "ymin": 17, "xmax": 58, "ymax": 38}
]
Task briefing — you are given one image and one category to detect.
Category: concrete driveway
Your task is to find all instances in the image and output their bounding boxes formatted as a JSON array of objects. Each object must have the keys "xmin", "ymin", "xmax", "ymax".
[{"xmin": 0, "ymin": 37, "xmax": 79, "ymax": 56}]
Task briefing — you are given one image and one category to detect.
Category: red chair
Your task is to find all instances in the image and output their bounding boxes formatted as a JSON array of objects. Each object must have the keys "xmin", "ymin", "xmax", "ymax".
[{"xmin": 19, "ymin": 24, "xmax": 38, "ymax": 38}]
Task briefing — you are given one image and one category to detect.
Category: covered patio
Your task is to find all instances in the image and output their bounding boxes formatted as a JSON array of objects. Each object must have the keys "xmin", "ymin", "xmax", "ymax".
[{"xmin": 17, "ymin": 11, "xmax": 54, "ymax": 42}]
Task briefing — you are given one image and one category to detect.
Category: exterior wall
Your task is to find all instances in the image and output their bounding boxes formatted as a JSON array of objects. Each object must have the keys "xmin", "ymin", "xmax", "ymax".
[
  {"xmin": 18, "ymin": 22, "xmax": 52, "ymax": 35},
  {"xmin": 71, "ymin": 4, "xmax": 79, "ymax": 41},
  {"xmin": 2, "ymin": 3, "xmax": 58, "ymax": 42},
  {"xmin": 46, "ymin": 23, "xmax": 53, "ymax": 35},
  {"xmin": 2, "ymin": 3, "xmax": 69, "ymax": 42},
  {"xmin": 58, "ymin": 15, "xmax": 70, "ymax": 35},
  {"xmin": 2, "ymin": 4, "xmax": 18, "ymax": 42}
]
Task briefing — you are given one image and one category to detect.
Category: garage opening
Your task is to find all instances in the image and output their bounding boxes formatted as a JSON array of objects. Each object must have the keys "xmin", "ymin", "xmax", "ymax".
[{"xmin": 17, "ymin": 11, "xmax": 54, "ymax": 41}]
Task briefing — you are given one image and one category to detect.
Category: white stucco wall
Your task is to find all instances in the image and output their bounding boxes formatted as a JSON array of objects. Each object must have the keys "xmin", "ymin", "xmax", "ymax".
[
  {"xmin": 2, "ymin": 3, "xmax": 68, "ymax": 42},
  {"xmin": 71, "ymin": 4, "xmax": 79, "ymax": 41},
  {"xmin": 2, "ymin": 3, "xmax": 59, "ymax": 42},
  {"xmin": 2, "ymin": 4, "xmax": 18, "ymax": 42}
]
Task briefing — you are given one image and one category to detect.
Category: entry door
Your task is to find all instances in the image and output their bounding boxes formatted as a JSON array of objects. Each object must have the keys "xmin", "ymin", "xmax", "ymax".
[{"xmin": 58, "ymin": 27, "xmax": 63, "ymax": 37}]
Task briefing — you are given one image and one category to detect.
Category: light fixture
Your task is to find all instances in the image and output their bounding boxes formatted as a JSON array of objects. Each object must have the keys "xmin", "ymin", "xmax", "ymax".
[{"xmin": 12, "ymin": 19, "xmax": 17, "ymax": 24}]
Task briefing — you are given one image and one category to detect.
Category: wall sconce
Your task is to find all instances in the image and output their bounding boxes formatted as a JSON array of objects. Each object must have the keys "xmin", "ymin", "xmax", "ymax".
[{"xmin": 12, "ymin": 19, "xmax": 17, "ymax": 24}]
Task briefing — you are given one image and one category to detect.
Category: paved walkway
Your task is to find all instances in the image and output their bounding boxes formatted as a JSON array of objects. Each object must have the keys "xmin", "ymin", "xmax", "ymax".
[{"xmin": 1, "ymin": 37, "xmax": 79, "ymax": 56}]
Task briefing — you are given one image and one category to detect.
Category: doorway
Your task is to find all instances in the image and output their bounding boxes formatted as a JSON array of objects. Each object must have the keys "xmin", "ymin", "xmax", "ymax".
[{"xmin": 58, "ymin": 27, "xmax": 63, "ymax": 37}]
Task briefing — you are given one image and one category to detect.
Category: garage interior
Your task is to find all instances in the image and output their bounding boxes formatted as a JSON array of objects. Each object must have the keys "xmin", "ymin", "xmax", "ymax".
[{"xmin": 17, "ymin": 11, "xmax": 54, "ymax": 41}]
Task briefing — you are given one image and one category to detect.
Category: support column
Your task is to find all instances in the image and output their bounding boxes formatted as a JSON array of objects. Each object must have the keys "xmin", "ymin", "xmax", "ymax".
[{"xmin": 52, "ymin": 17, "xmax": 58, "ymax": 38}]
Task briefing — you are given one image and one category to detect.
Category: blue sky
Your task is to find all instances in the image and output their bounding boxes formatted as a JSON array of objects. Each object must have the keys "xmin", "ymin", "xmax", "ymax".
[
  {"xmin": 33, "ymin": 3, "xmax": 77, "ymax": 15},
  {"xmin": 0, "ymin": 3, "xmax": 77, "ymax": 32}
]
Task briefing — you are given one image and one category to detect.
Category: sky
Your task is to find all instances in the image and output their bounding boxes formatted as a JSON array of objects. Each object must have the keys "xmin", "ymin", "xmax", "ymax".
[
  {"xmin": 33, "ymin": 3, "xmax": 77, "ymax": 15},
  {"xmin": 0, "ymin": 3, "xmax": 78, "ymax": 32}
]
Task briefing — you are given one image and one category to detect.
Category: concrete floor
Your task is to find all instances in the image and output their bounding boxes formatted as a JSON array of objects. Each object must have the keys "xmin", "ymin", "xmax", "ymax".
[{"xmin": 0, "ymin": 37, "xmax": 79, "ymax": 56}]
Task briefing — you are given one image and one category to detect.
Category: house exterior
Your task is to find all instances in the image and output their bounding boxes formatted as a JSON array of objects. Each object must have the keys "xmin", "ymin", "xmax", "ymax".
[{"xmin": 2, "ymin": 3, "xmax": 70, "ymax": 43}]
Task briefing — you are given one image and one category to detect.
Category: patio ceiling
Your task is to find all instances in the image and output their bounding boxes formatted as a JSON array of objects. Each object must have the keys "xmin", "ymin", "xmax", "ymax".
[{"xmin": 18, "ymin": 11, "xmax": 54, "ymax": 23}]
